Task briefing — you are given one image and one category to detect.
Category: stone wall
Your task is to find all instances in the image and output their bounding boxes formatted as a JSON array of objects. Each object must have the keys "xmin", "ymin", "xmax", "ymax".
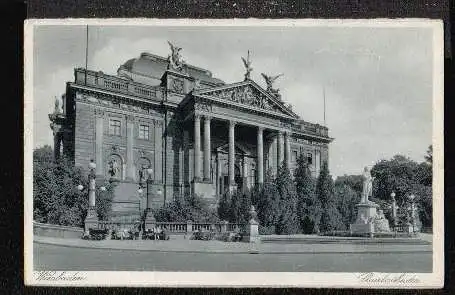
[
  {"xmin": 74, "ymin": 102, "xmax": 95, "ymax": 169},
  {"xmin": 33, "ymin": 221, "xmax": 84, "ymax": 239}
]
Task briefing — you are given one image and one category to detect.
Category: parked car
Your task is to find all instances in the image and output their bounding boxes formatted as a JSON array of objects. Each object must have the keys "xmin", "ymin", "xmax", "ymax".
[
  {"xmin": 142, "ymin": 228, "xmax": 169, "ymax": 240},
  {"xmin": 192, "ymin": 229, "xmax": 215, "ymax": 241},
  {"xmin": 86, "ymin": 228, "xmax": 108, "ymax": 240}
]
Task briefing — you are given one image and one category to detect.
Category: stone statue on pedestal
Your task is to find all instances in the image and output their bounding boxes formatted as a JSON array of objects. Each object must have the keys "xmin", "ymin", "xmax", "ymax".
[
  {"xmin": 108, "ymin": 159, "xmax": 120, "ymax": 178},
  {"xmin": 350, "ymin": 166, "xmax": 379, "ymax": 236},
  {"xmin": 167, "ymin": 41, "xmax": 185, "ymax": 72},
  {"xmin": 241, "ymin": 50, "xmax": 253, "ymax": 80},
  {"xmin": 361, "ymin": 166, "xmax": 374, "ymax": 203},
  {"xmin": 261, "ymin": 73, "xmax": 283, "ymax": 96},
  {"xmin": 54, "ymin": 96, "xmax": 62, "ymax": 114}
]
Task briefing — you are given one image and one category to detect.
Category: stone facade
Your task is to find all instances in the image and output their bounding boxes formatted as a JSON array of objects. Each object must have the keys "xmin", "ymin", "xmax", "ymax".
[{"xmin": 50, "ymin": 52, "xmax": 333, "ymax": 212}]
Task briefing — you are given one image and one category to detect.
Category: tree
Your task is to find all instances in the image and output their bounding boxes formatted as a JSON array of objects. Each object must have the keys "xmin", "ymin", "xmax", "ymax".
[
  {"xmin": 217, "ymin": 191, "xmax": 231, "ymax": 221},
  {"xmin": 334, "ymin": 174, "xmax": 364, "ymax": 196},
  {"xmin": 33, "ymin": 146, "xmax": 115, "ymax": 226},
  {"xmin": 275, "ymin": 162, "xmax": 299, "ymax": 234},
  {"xmin": 333, "ymin": 174, "xmax": 363, "ymax": 230},
  {"xmin": 294, "ymin": 153, "xmax": 319, "ymax": 233},
  {"xmin": 371, "ymin": 153, "xmax": 432, "ymax": 229},
  {"xmin": 256, "ymin": 170, "xmax": 280, "ymax": 234},
  {"xmin": 316, "ymin": 161, "xmax": 343, "ymax": 232},
  {"xmin": 156, "ymin": 194, "xmax": 219, "ymax": 223},
  {"xmin": 333, "ymin": 183, "xmax": 357, "ymax": 229}
]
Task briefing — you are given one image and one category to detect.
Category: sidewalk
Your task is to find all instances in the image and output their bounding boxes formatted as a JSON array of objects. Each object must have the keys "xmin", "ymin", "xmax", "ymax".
[{"xmin": 34, "ymin": 235, "xmax": 432, "ymax": 254}]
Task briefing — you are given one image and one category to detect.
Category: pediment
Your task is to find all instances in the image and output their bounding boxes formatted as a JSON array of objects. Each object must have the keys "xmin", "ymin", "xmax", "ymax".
[{"xmin": 193, "ymin": 80, "xmax": 298, "ymax": 118}]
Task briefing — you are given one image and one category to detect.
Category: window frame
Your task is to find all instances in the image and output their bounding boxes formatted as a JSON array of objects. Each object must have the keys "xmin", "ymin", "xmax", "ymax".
[
  {"xmin": 108, "ymin": 118, "xmax": 121, "ymax": 136},
  {"xmin": 138, "ymin": 124, "xmax": 150, "ymax": 140}
]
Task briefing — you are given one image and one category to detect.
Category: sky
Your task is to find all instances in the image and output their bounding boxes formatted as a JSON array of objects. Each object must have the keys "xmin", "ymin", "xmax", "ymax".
[{"xmin": 32, "ymin": 23, "xmax": 434, "ymax": 178}]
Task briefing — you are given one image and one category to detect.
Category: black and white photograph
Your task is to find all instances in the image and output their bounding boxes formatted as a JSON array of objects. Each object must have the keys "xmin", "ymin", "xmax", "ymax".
[{"xmin": 24, "ymin": 19, "xmax": 444, "ymax": 287}]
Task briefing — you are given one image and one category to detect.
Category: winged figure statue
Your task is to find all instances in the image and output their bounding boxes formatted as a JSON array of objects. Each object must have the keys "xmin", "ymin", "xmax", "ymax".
[
  {"xmin": 261, "ymin": 73, "xmax": 283, "ymax": 93},
  {"xmin": 167, "ymin": 41, "xmax": 184, "ymax": 71},
  {"xmin": 241, "ymin": 50, "xmax": 253, "ymax": 80}
]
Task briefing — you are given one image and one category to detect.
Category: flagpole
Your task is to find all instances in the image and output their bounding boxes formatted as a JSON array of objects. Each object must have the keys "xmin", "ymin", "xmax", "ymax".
[
  {"xmin": 85, "ymin": 25, "xmax": 88, "ymax": 85},
  {"xmin": 323, "ymin": 86, "xmax": 326, "ymax": 127}
]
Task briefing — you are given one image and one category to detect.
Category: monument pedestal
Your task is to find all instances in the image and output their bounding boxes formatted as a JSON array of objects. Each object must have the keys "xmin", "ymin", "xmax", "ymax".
[
  {"xmin": 84, "ymin": 207, "xmax": 98, "ymax": 232},
  {"xmin": 243, "ymin": 219, "xmax": 260, "ymax": 243},
  {"xmin": 144, "ymin": 209, "xmax": 156, "ymax": 231},
  {"xmin": 350, "ymin": 201, "xmax": 379, "ymax": 237}
]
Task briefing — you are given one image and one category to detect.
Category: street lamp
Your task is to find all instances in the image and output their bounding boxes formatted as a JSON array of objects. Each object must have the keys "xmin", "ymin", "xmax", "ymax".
[
  {"xmin": 408, "ymin": 194, "xmax": 416, "ymax": 234},
  {"xmin": 143, "ymin": 168, "xmax": 156, "ymax": 230},
  {"xmin": 390, "ymin": 192, "xmax": 397, "ymax": 230},
  {"xmin": 77, "ymin": 159, "xmax": 106, "ymax": 232}
]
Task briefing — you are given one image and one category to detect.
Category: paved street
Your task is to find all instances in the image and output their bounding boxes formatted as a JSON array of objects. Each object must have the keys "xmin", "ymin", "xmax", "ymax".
[{"xmin": 34, "ymin": 241, "xmax": 432, "ymax": 272}]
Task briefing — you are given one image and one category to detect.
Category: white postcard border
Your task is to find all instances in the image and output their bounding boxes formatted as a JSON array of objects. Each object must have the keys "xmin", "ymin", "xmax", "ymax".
[{"xmin": 24, "ymin": 18, "xmax": 444, "ymax": 288}]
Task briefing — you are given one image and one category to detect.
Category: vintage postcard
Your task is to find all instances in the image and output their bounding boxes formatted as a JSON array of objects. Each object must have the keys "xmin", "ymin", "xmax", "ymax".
[{"xmin": 24, "ymin": 19, "xmax": 444, "ymax": 288}]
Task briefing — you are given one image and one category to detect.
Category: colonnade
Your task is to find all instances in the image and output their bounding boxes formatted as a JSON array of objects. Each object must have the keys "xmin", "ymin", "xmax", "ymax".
[{"xmin": 193, "ymin": 114, "xmax": 291, "ymax": 188}]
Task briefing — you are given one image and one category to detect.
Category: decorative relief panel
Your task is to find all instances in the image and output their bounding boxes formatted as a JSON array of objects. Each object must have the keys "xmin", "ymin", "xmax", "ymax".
[
  {"xmin": 202, "ymin": 85, "xmax": 281, "ymax": 112},
  {"xmin": 75, "ymin": 91, "xmax": 163, "ymax": 117},
  {"xmin": 94, "ymin": 108, "xmax": 105, "ymax": 117},
  {"xmin": 169, "ymin": 77, "xmax": 184, "ymax": 94},
  {"xmin": 194, "ymin": 101, "xmax": 211, "ymax": 112}
]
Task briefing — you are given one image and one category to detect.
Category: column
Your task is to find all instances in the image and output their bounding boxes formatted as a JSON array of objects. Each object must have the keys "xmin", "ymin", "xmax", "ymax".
[
  {"xmin": 194, "ymin": 114, "xmax": 201, "ymax": 181},
  {"xmin": 203, "ymin": 116, "xmax": 211, "ymax": 181},
  {"xmin": 284, "ymin": 131, "xmax": 291, "ymax": 170},
  {"xmin": 126, "ymin": 115, "xmax": 135, "ymax": 180},
  {"xmin": 243, "ymin": 157, "xmax": 249, "ymax": 190},
  {"xmin": 94, "ymin": 109, "xmax": 104, "ymax": 175},
  {"xmin": 216, "ymin": 154, "xmax": 222, "ymax": 195},
  {"xmin": 228, "ymin": 120, "xmax": 236, "ymax": 188},
  {"xmin": 257, "ymin": 126, "xmax": 264, "ymax": 184},
  {"xmin": 277, "ymin": 131, "xmax": 284, "ymax": 168}
]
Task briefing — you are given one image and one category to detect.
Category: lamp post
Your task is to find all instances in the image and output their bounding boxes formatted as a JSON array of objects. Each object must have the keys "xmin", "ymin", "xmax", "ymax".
[
  {"xmin": 408, "ymin": 194, "xmax": 416, "ymax": 234},
  {"xmin": 78, "ymin": 159, "xmax": 106, "ymax": 232},
  {"xmin": 142, "ymin": 167, "xmax": 156, "ymax": 230},
  {"xmin": 390, "ymin": 192, "xmax": 397, "ymax": 230}
]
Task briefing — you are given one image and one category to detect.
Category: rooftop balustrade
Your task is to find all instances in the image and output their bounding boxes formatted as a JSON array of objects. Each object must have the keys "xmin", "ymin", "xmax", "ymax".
[{"xmin": 74, "ymin": 68, "xmax": 164, "ymax": 102}]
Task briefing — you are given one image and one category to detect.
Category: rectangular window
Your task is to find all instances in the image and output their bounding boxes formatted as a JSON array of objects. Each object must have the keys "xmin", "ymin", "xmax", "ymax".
[
  {"xmin": 138, "ymin": 124, "xmax": 149, "ymax": 140},
  {"xmin": 307, "ymin": 153, "xmax": 313, "ymax": 165},
  {"xmin": 292, "ymin": 151, "xmax": 297, "ymax": 162},
  {"xmin": 109, "ymin": 119, "xmax": 121, "ymax": 136}
]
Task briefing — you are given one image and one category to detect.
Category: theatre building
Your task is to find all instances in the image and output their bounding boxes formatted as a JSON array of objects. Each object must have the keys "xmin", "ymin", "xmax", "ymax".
[{"xmin": 49, "ymin": 47, "xmax": 333, "ymax": 218}]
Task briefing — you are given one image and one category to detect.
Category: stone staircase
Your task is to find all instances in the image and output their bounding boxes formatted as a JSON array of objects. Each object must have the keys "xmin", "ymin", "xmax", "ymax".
[{"xmin": 110, "ymin": 181, "xmax": 145, "ymax": 222}]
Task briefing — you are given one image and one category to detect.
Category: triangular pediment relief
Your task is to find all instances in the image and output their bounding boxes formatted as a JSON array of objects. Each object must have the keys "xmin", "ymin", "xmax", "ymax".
[{"xmin": 193, "ymin": 81, "xmax": 298, "ymax": 118}]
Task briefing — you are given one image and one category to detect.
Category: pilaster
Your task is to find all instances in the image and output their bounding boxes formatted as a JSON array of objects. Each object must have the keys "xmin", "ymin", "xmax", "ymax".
[
  {"xmin": 203, "ymin": 116, "xmax": 211, "ymax": 181},
  {"xmin": 228, "ymin": 120, "xmax": 236, "ymax": 190},
  {"xmin": 126, "ymin": 115, "xmax": 136, "ymax": 180},
  {"xmin": 94, "ymin": 109, "xmax": 104, "ymax": 176}
]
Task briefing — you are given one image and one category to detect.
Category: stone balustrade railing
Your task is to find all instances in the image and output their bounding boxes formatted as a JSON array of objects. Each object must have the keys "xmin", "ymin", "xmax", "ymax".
[
  {"xmin": 74, "ymin": 68, "xmax": 164, "ymax": 102},
  {"xmin": 96, "ymin": 220, "xmax": 245, "ymax": 235},
  {"xmin": 291, "ymin": 121, "xmax": 329, "ymax": 137}
]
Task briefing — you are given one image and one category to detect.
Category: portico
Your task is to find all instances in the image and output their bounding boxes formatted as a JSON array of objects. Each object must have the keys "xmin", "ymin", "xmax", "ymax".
[{"xmin": 184, "ymin": 79, "xmax": 296, "ymax": 199}]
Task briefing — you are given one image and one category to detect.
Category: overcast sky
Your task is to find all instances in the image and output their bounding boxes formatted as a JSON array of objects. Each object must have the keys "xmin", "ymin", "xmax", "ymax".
[{"xmin": 32, "ymin": 23, "xmax": 434, "ymax": 178}]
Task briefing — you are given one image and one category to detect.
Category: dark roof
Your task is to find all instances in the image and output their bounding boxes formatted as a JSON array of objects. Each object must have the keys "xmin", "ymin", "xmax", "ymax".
[{"xmin": 118, "ymin": 52, "xmax": 225, "ymax": 85}]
